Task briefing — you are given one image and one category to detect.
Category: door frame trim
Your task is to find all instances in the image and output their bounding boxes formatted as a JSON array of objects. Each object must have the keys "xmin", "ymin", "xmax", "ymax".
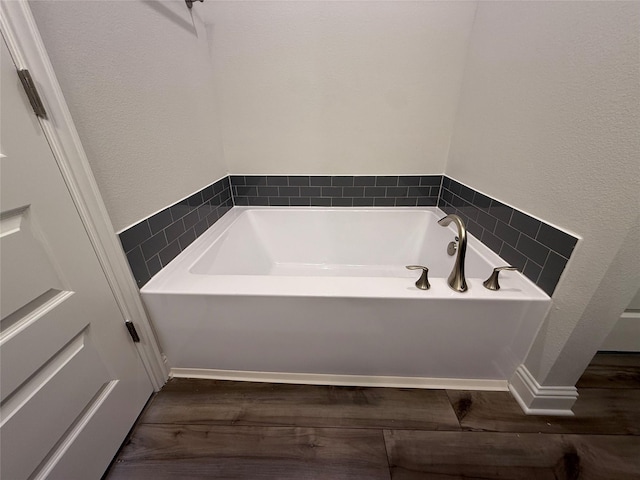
[{"xmin": 0, "ymin": 0, "xmax": 168, "ymax": 389}]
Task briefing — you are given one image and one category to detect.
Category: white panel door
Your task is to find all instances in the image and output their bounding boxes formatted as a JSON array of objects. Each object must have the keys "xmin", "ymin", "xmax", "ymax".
[{"xmin": 0, "ymin": 37, "xmax": 153, "ymax": 479}]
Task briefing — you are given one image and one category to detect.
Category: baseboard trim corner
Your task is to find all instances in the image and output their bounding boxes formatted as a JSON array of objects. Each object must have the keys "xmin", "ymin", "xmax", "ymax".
[{"xmin": 509, "ymin": 364, "xmax": 578, "ymax": 416}]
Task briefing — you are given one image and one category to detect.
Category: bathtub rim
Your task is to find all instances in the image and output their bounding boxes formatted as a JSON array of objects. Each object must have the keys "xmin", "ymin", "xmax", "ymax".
[{"xmin": 141, "ymin": 206, "xmax": 550, "ymax": 301}]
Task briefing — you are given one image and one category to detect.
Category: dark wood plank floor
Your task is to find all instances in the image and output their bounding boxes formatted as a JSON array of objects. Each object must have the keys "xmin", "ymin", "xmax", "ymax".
[{"xmin": 105, "ymin": 353, "xmax": 640, "ymax": 479}]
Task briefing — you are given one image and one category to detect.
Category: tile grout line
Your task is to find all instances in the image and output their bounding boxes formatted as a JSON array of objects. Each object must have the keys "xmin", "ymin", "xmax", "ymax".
[{"xmin": 380, "ymin": 429, "xmax": 394, "ymax": 480}]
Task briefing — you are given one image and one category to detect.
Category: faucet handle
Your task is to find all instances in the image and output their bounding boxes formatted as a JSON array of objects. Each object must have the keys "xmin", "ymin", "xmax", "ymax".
[
  {"xmin": 483, "ymin": 266, "xmax": 518, "ymax": 291},
  {"xmin": 406, "ymin": 265, "xmax": 430, "ymax": 290}
]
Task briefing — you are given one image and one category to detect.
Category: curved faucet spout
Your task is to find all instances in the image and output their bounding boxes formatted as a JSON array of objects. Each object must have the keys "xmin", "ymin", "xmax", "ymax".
[{"xmin": 438, "ymin": 214, "xmax": 468, "ymax": 292}]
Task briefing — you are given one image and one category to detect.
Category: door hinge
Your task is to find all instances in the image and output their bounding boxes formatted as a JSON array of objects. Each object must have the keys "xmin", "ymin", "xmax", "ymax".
[
  {"xmin": 17, "ymin": 69, "xmax": 48, "ymax": 119},
  {"xmin": 125, "ymin": 320, "xmax": 141, "ymax": 343}
]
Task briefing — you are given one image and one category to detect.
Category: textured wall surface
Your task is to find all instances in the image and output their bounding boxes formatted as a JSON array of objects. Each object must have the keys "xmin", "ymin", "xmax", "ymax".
[
  {"xmin": 31, "ymin": 0, "xmax": 228, "ymax": 232},
  {"xmin": 203, "ymin": 1, "xmax": 477, "ymax": 174},
  {"xmin": 446, "ymin": 1, "xmax": 640, "ymax": 385},
  {"xmin": 627, "ymin": 289, "xmax": 640, "ymax": 311}
]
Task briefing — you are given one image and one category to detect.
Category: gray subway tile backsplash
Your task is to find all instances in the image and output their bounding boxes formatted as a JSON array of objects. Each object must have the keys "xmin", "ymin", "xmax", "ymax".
[
  {"xmin": 248, "ymin": 197, "xmax": 268, "ymax": 206},
  {"xmin": 396, "ymin": 197, "xmax": 418, "ymax": 207},
  {"xmin": 332, "ymin": 176, "xmax": 355, "ymax": 186},
  {"xmin": 279, "ymin": 186, "xmax": 300, "ymax": 197},
  {"xmin": 523, "ymin": 260, "xmax": 543, "ymax": 284},
  {"xmin": 365, "ymin": 186, "xmax": 386, "ymax": 197},
  {"xmin": 494, "ymin": 220, "xmax": 520, "ymax": 248},
  {"xmin": 311, "ymin": 197, "xmax": 331, "ymax": 206},
  {"xmin": 231, "ymin": 176, "xmax": 440, "ymax": 207},
  {"xmin": 158, "ymin": 239, "xmax": 181, "ymax": 267},
  {"xmin": 374, "ymin": 197, "xmax": 395, "ymax": 207},
  {"xmin": 140, "ymin": 231, "xmax": 167, "ymax": 260},
  {"xmin": 322, "ymin": 186, "xmax": 343, "ymax": 197},
  {"xmin": 332, "ymin": 197, "xmax": 353, "ymax": 207},
  {"xmin": 148, "ymin": 208, "xmax": 173, "ymax": 235},
  {"xmin": 244, "ymin": 176, "xmax": 267, "ymax": 186},
  {"xmin": 119, "ymin": 221, "xmax": 151, "ymax": 253},
  {"xmin": 354, "ymin": 176, "xmax": 376, "ymax": 186},
  {"xmin": 119, "ymin": 176, "xmax": 233, "ymax": 288},
  {"xmin": 516, "ymin": 234, "xmax": 550, "ymax": 266},
  {"xmin": 269, "ymin": 197, "xmax": 289, "ymax": 206},
  {"xmin": 537, "ymin": 223, "xmax": 578, "ymax": 258},
  {"xmin": 499, "ymin": 243, "xmax": 528, "ymax": 272},
  {"xmin": 417, "ymin": 197, "xmax": 438, "ymax": 207},
  {"xmin": 290, "ymin": 197, "xmax": 311, "ymax": 206},
  {"xmin": 267, "ymin": 175, "xmax": 288, "ymax": 186},
  {"xmin": 537, "ymin": 251, "xmax": 569, "ymax": 296},
  {"xmin": 182, "ymin": 209, "xmax": 200, "ymax": 230},
  {"xmin": 310, "ymin": 176, "xmax": 331, "ymax": 186},
  {"xmin": 510, "ymin": 209, "xmax": 541, "ymax": 238},
  {"xmin": 289, "ymin": 176, "xmax": 311, "ymax": 186},
  {"xmin": 125, "ymin": 246, "xmax": 150, "ymax": 287},
  {"xmin": 387, "ymin": 186, "xmax": 409, "ymax": 197},
  {"xmin": 398, "ymin": 176, "xmax": 420, "ymax": 186},
  {"xmin": 376, "ymin": 176, "xmax": 399, "ymax": 186},
  {"xmin": 439, "ymin": 176, "xmax": 578, "ymax": 296},
  {"xmin": 177, "ymin": 228, "xmax": 197, "ymax": 251},
  {"xmin": 343, "ymin": 186, "xmax": 365, "ymax": 197},
  {"xmin": 121, "ymin": 174, "xmax": 576, "ymax": 296},
  {"xmin": 164, "ymin": 218, "xmax": 185, "ymax": 244},
  {"xmin": 420, "ymin": 175, "xmax": 442, "ymax": 186},
  {"xmin": 257, "ymin": 186, "xmax": 278, "ymax": 197},
  {"xmin": 300, "ymin": 186, "xmax": 321, "ymax": 196},
  {"xmin": 146, "ymin": 254, "xmax": 162, "ymax": 278},
  {"xmin": 353, "ymin": 197, "xmax": 374, "ymax": 207}
]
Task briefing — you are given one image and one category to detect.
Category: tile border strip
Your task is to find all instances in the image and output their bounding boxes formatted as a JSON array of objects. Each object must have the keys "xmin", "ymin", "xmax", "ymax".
[
  {"xmin": 231, "ymin": 175, "xmax": 441, "ymax": 207},
  {"xmin": 118, "ymin": 177, "xmax": 232, "ymax": 287},
  {"xmin": 119, "ymin": 174, "xmax": 577, "ymax": 295},
  {"xmin": 439, "ymin": 176, "xmax": 578, "ymax": 295}
]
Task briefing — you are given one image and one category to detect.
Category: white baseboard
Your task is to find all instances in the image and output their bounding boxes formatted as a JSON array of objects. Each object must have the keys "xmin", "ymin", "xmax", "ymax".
[
  {"xmin": 170, "ymin": 368, "xmax": 509, "ymax": 391},
  {"xmin": 599, "ymin": 311, "xmax": 640, "ymax": 352},
  {"xmin": 509, "ymin": 364, "xmax": 578, "ymax": 416}
]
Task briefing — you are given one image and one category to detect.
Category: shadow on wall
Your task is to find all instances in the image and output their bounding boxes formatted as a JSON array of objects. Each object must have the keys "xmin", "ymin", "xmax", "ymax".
[{"xmin": 141, "ymin": 0, "xmax": 197, "ymax": 36}]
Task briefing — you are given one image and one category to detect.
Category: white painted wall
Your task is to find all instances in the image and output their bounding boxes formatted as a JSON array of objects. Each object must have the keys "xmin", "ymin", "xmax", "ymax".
[
  {"xmin": 627, "ymin": 289, "xmax": 640, "ymax": 311},
  {"xmin": 202, "ymin": 1, "xmax": 476, "ymax": 174},
  {"xmin": 446, "ymin": 1, "xmax": 640, "ymax": 385},
  {"xmin": 600, "ymin": 287, "xmax": 640, "ymax": 352},
  {"xmin": 30, "ymin": 0, "xmax": 227, "ymax": 232}
]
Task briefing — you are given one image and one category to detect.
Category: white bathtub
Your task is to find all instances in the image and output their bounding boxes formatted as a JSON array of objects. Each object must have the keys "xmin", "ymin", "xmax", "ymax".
[{"xmin": 142, "ymin": 207, "xmax": 550, "ymax": 390}]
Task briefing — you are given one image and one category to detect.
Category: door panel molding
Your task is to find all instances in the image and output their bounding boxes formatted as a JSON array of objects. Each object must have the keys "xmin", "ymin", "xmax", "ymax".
[
  {"xmin": 31, "ymin": 380, "xmax": 120, "ymax": 480},
  {"xmin": 1, "ymin": 329, "xmax": 111, "ymax": 479},
  {"xmin": 0, "ymin": 0, "xmax": 168, "ymax": 388},
  {"xmin": 0, "ymin": 289, "xmax": 75, "ymax": 401}
]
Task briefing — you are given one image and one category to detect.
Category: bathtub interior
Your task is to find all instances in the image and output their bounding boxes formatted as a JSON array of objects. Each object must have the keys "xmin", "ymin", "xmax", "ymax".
[{"xmin": 189, "ymin": 208, "xmax": 497, "ymax": 279}]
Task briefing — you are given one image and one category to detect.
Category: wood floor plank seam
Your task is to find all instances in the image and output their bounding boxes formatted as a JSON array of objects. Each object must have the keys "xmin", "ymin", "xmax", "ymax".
[
  {"xmin": 134, "ymin": 422, "xmax": 640, "ymax": 436},
  {"xmin": 136, "ymin": 421, "xmax": 464, "ymax": 433},
  {"xmin": 133, "ymin": 422, "xmax": 467, "ymax": 434},
  {"xmin": 378, "ymin": 429, "xmax": 393, "ymax": 480}
]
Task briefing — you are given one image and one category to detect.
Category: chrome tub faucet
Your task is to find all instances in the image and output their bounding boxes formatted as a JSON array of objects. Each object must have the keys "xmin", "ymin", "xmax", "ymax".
[{"xmin": 438, "ymin": 214, "xmax": 468, "ymax": 292}]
